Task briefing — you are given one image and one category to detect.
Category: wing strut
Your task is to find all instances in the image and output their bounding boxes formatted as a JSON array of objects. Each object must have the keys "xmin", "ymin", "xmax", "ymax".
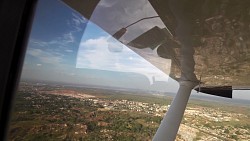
[{"xmin": 153, "ymin": 81, "xmax": 197, "ymax": 141}]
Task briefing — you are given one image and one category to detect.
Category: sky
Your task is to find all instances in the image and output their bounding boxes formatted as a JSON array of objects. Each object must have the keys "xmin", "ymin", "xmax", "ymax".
[
  {"xmin": 21, "ymin": 0, "xmax": 173, "ymax": 92},
  {"xmin": 21, "ymin": 0, "xmax": 249, "ymax": 100}
]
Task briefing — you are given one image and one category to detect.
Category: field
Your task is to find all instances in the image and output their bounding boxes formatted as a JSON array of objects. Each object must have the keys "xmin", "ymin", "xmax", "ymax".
[{"xmin": 8, "ymin": 83, "xmax": 250, "ymax": 140}]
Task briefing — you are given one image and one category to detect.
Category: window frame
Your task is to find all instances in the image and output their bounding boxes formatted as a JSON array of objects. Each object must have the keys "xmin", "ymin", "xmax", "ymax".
[{"xmin": 0, "ymin": 0, "xmax": 37, "ymax": 140}]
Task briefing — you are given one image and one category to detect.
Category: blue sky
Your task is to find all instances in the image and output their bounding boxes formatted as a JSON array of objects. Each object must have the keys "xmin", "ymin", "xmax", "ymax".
[
  {"xmin": 21, "ymin": 0, "xmax": 172, "ymax": 91},
  {"xmin": 21, "ymin": 0, "xmax": 249, "ymax": 99}
]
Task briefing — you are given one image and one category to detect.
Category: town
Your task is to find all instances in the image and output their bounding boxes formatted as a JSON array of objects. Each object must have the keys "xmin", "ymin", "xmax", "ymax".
[{"xmin": 9, "ymin": 82, "xmax": 250, "ymax": 140}]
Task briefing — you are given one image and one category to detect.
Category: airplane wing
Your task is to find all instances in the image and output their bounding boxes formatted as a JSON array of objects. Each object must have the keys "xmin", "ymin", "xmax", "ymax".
[{"xmin": 62, "ymin": 0, "xmax": 250, "ymax": 98}]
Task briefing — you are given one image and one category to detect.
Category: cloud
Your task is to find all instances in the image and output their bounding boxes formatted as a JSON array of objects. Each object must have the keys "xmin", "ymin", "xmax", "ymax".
[
  {"xmin": 28, "ymin": 31, "xmax": 76, "ymax": 65},
  {"xmin": 80, "ymin": 36, "xmax": 108, "ymax": 49},
  {"xmin": 27, "ymin": 48, "xmax": 63, "ymax": 64},
  {"xmin": 72, "ymin": 13, "xmax": 86, "ymax": 25},
  {"xmin": 67, "ymin": 13, "xmax": 87, "ymax": 32},
  {"xmin": 76, "ymin": 36, "xmax": 169, "ymax": 83},
  {"xmin": 63, "ymin": 32, "xmax": 74, "ymax": 43},
  {"xmin": 26, "ymin": 12, "xmax": 88, "ymax": 67},
  {"xmin": 30, "ymin": 31, "xmax": 75, "ymax": 48},
  {"xmin": 29, "ymin": 12, "xmax": 86, "ymax": 54},
  {"xmin": 65, "ymin": 49, "xmax": 73, "ymax": 53},
  {"xmin": 29, "ymin": 39, "xmax": 49, "ymax": 47},
  {"xmin": 47, "ymin": 31, "xmax": 75, "ymax": 46}
]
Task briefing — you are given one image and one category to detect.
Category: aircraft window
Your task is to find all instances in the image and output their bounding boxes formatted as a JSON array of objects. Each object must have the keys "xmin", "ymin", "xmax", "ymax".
[{"xmin": 8, "ymin": 0, "xmax": 250, "ymax": 140}]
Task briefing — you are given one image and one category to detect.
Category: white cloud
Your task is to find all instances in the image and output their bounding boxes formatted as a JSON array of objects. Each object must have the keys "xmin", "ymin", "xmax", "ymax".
[
  {"xmin": 27, "ymin": 48, "xmax": 63, "ymax": 64},
  {"xmin": 63, "ymin": 32, "xmax": 74, "ymax": 43},
  {"xmin": 47, "ymin": 31, "xmax": 75, "ymax": 46},
  {"xmin": 30, "ymin": 40, "xmax": 48, "ymax": 47},
  {"xmin": 65, "ymin": 49, "xmax": 73, "ymax": 53},
  {"xmin": 80, "ymin": 36, "xmax": 108, "ymax": 49},
  {"xmin": 28, "ymin": 30, "xmax": 76, "ymax": 61},
  {"xmin": 29, "ymin": 12, "xmax": 86, "ymax": 54},
  {"xmin": 30, "ymin": 30, "xmax": 75, "ymax": 48},
  {"xmin": 76, "ymin": 36, "xmax": 170, "ymax": 83},
  {"xmin": 68, "ymin": 13, "xmax": 87, "ymax": 32}
]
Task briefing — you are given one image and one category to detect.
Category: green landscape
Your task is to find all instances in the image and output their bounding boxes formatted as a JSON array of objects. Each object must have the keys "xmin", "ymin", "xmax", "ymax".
[{"xmin": 8, "ymin": 82, "xmax": 250, "ymax": 141}]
